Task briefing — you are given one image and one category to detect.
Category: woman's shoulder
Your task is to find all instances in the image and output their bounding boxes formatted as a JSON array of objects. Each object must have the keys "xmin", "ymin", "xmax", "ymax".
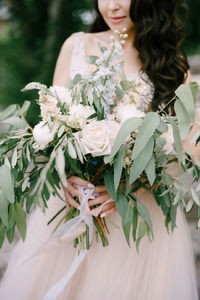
[{"xmin": 62, "ymin": 30, "xmax": 112, "ymax": 50}]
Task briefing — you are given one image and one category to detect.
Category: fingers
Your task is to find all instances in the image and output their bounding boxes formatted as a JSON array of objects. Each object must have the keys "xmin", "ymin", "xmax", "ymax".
[
  {"xmin": 88, "ymin": 192, "xmax": 110, "ymax": 207},
  {"xmin": 66, "ymin": 182, "xmax": 81, "ymax": 198},
  {"xmin": 68, "ymin": 176, "xmax": 91, "ymax": 187},
  {"xmin": 65, "ymin": 191, "xmax": 80, "ymax": 209},
  {"xmin": 101, "ymin": 204, "xmax": 117, "ymax": 217},
  {"xmin": 93, "ymin": 185, "xmax": 107, "ymax": 193}
]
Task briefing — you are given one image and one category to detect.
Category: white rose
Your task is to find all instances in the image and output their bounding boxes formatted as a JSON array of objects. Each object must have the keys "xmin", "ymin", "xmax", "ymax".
[
  {"xmin": 74, "ymin": 120, "xmax": 120, "ymax": 157},
  {"xmin": 33, "ymin": 121, "xmax": 58, "ymax": 150},
  {"xmin": 50, "ymin": 86, "xmax": 73, "ymax": 106},
  {"xmin": 67, "ymin": 104, "xmax": 95, "ymax": 129},
  {"xmin": 162, "ymin": 124, "xmax": 174, "ymax": 155},
  {"xmin": 114, "ymin": 102, "xmax": 145, "ymax": 124}
]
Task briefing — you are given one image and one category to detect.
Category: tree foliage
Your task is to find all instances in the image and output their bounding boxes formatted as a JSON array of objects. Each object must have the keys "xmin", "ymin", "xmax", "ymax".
[{"xmin": 0, "ymin": 0, "xmax": 91, "ymax": 124}]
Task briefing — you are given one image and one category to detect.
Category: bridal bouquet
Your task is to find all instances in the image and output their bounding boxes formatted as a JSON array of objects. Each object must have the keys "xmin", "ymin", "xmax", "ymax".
[{"xmin": 0, "ymin": 29, "xmax": 200, "ymax": 253}]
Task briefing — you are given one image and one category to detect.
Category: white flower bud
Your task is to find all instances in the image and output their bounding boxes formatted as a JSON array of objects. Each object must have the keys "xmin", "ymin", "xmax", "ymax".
[
  {"xmin": 122, "ymin": 28, "xmax": 127, "ymax": 33},
  {"xmin": 123, "ymin": 34, "xmax": 128, "ymax": 39},
  {"xmin": 120, "ymin": 40, "xmax": 126, "ymax": 45},
  {"xmin": 68, "ymin": 140, "xmax": 77, "ymax": 159},
  {"xmin": 114, "ymin": 29, "xmax": 120, "ymax": 34}
]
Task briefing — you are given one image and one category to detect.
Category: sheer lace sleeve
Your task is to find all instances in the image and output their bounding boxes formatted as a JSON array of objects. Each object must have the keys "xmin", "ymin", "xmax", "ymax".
[{"xmin": 69, "ymin": 32, "xmax": 87, "ymax": 79}]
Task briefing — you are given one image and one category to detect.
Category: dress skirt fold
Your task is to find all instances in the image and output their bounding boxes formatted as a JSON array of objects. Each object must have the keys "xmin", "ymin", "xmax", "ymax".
[{"xmin": 0, "ymin": 189, "xmax": 198, "ymax": 300}]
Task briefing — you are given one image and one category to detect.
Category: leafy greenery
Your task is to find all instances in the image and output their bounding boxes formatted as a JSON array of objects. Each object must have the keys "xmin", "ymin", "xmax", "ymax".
[{"xmin": 0, "ymin": 0, "xmax": 91, "ymax": 125}]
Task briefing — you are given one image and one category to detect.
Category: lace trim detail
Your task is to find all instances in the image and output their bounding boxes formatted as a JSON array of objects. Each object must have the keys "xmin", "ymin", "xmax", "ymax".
[
  {"xmin": 135, "ymin": 73, "xmax": 155, "ymax": 112},
  {"xmin": 69, "ymin": 32, "xmax": 86, "ymax": 79},
  {"xmin": 128, "ymin": 72, "xmax": 154, "ymax": 112}
]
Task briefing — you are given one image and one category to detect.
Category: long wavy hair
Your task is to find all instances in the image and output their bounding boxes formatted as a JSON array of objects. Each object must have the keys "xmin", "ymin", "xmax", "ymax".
[{"xmin": 90, "ymin": 0, "xmax": 189, "ymax": 113}]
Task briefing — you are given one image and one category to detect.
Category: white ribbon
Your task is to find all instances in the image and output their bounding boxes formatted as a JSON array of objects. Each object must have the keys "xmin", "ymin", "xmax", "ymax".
[{"xmin": 42, "ymin": 185, "xmax": 94, "ymax": 299}]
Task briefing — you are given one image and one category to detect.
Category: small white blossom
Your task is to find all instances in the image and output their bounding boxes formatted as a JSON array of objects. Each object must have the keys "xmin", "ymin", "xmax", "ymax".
[
  {"xmin": 22, "ymin": 82, "xmax": 47, "ymax": 91},
  {"xmin": 38, "ymin": 92, "xmax": 61, "ymax": 121},
  {"xmin": 66, "ymin": 104, "xmax": 95, "ymax": 129},
  {"xmin": 50, "ymin": 86, "xmax": 73, "ymax": 106}
]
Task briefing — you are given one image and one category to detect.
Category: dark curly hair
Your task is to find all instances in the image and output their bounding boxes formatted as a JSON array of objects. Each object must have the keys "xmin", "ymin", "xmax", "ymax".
[{"xmin": 90, "ymin": 0, "xmax": 189, "ymax": 113}]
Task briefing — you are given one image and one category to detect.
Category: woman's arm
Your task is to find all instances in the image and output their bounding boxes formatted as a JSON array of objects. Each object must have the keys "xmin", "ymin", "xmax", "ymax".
[{"xmin": 53, "ymin": 35, "xmax": 75, "ymax": 86}]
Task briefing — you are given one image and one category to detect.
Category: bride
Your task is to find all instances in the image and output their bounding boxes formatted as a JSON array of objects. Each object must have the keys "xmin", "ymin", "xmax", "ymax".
[{"xmin": 0, "ymin": 0, "xmax": 199, "ymax": 299}]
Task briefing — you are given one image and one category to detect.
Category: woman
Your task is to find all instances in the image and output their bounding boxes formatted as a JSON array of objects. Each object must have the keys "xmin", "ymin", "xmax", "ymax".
[{"xmin": 0, "ymin": 0, "xmax": 199, "ymax": 299}]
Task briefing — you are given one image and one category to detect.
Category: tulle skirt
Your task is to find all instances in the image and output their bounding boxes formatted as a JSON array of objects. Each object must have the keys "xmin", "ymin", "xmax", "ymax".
[{"xmin": 0, "ymin": 189, "xmax": 198, "ymax": 300}]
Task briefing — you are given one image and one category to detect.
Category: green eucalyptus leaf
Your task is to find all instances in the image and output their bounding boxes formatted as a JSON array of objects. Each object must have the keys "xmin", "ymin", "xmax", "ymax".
[
  {"xmin": 131, "ymin": 112, "xmax": 160, "ymax": 160},
  {"xmin": 129, "ymin": 137, "xmax": 154, "ymax": 185},
  {"xmin": 86, "ymin": 55, "xmax": 99, "ymax": 65},
  {"xmin": 186, "ymin": 199, "xmax": 194, "ymax": 213},
  {"xmin": 154, "ymin": 136, "xmax": 166, "ymax": 152},
  {"xmin": 104, "ymin": 117, "xmax": 142, "ymax": 163},
  {"xmin": 0, "ymin": 164, "xmax": 15, "ymax": 203},
  {"xmin": 74, "ymin": 141, "xmax": 84, "ymax": 164},
  {"xmin": 157, "ymin": 119, "xmax": 168, "ymax": 133},
  {"xmin": 189, "ymin": 81, "xmax": 198, "ymax": 105},
  {"xmin": 6, "ymin": 225, "xmax": 15, "ymax": 244},
  {"xmin": 11, "ymin": 147, "xmax": 18, "ymax": 168},
  {"xmin": 191, "ymin": 188, "xmax": 200, "ymax": 206},
  {"xmin": 145, "ymin": 154, "xmax": 156, "ymax": 186},
  {"xmin": 170, "ymin": 204, "xmax": 177, "ymax": 232},
  {"xmin": 132, "ymin": 206, "xmax": 138, "ymax": 242},
  {"xmin": 98, "ymin": 42, "xmax": 107, "ymax": 53},
  {"xmin": 115, "ymin": 193, "xmax": 133, "ymax": 246},
  {"xmin": 66, "ymin": 74, "xmax": 82, "ymax": 89},
  {"xmin": 55, "ymin": 147, "xmax": 68, "ymax": 188},
  {"xmin": 175, "ymin": 84, "xmax": 195, "ymax": 122},
  {"xmin": 2, "ymin": 116, "xmax": 27, "ymax": 130},
  {"xmin": 137, "ymin": 200, "xmax": 154, "ymax": 239},
  {"xmin": 17, "ymin": 101, "xmax": 31, "ymax": 117},
  {"xmin": 114, "ymin": 144, "xmax": 127, "ymax": 191},
  {"xmin": 168, "ymin": 117, "xmax": 182, "ymax": 164},
  {"xmin": 136, "ymin": 220, "xmax": 147, "ymax": 253},
  {"xmin": 0, "ymin": 189, "xmax": 8, "ymax": 227},
  {"xmin": 14, "ymin": 203, "xmax": 27, "ymax": 241},
  {"xmin": 173, "ymin": 190, "xmax": 182, "ymax": 205},
  {"xmin": 104, "ymin": 172, "xmax": 117, "ymax": 201},
  {"xmin": 122, "ymin": 204, "xmax": 133, "ymax": 247},
  {"xmin": 0, "ymin": 104, "xmax": 17, "ymax": 123},
  {"xmin": 57, "ymin": 125, "xmax": 65, "ymax": 138},
  {"xmin": 120, "ymin": 80, "xmax": 133, "ymax": 90},
  {"xmin": 115, "ymin": 193, "xmax": 127, "ymax": 218},
  {"xmin": 68, "ymin": 140, "xmax": 77, "ymax": 160},
  {"xmin": 0, "ymin": 223, "xmax": 5, "ymax": 248},
  {"xmin": 174, "ymin": 100, "xmax": 190, "ymax": 140},
  {"xmin": 115, "ymin": 86, "xmax": 124, "ymax": 100}
]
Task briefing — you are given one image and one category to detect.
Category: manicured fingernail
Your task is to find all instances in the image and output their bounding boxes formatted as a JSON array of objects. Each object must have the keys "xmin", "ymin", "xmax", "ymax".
[
  {"xmin": 77, "ymin": 206, "xmax": 80, "ymax": 210},
  {"xmin": 100, "ymin": 213, "xmax": 106, "ymax": 218},
  {"xmin": 93, "ymin": 193, "xmax": 99, "ymax": 197}
]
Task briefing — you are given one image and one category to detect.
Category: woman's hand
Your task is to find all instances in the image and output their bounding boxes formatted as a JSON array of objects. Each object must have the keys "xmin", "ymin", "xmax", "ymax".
[{"xmin": 63, "ymin": 176, "xmax": 116, "ymax": 217}]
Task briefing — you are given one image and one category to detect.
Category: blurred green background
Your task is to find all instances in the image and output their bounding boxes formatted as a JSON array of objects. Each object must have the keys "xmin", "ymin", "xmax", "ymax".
[{"xmin": 0, "ymin": 0, "xmax": 200, "ymax": 125}]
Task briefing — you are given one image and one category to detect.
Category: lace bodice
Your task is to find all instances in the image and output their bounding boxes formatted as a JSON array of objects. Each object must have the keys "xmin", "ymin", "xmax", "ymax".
[{"xmin": 69, "ymin": 32, "xmax": 154, "ymax": 112}]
